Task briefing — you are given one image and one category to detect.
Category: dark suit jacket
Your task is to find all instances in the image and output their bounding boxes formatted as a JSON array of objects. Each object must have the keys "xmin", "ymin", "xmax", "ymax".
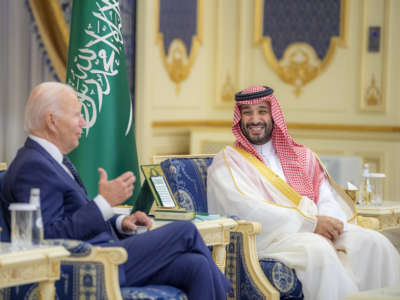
[
  {"xmin": 2, "ymin": 138, "xmax": 119, "ymax": 244},
  {"xmin": 2, "ymin": 138, "xmax": 232, "ymax": 293}
]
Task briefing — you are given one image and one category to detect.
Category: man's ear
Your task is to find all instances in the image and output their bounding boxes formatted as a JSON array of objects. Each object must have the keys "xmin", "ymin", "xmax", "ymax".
[{"xmin": 45, "ymin": 112, "xmax": 57, "ymax": 133}]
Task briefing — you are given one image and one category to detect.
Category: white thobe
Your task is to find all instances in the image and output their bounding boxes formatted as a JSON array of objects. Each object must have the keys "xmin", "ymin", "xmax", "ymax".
[
  {"xmin": 207, "ymin": 145, "xmax": 400, "ymax": 300},
  {"xmin": 254, "ymin": 142, "xmax": 349, "ymax": 228}
]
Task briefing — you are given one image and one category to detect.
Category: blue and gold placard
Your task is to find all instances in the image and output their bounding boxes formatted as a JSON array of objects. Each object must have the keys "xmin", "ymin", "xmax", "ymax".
[
  {"xmin": 254, "ymin": 0, "xmax": 347, "ymax": 96},
  {"xmin": 156, "ymin": 0, "xmax": 203, "ymax": 93}
]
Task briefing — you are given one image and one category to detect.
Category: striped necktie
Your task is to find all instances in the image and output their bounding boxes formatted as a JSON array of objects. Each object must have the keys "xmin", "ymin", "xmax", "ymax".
[{"xmin": 62, "ymin": 156, "xmax": 87, "ymax": 194}]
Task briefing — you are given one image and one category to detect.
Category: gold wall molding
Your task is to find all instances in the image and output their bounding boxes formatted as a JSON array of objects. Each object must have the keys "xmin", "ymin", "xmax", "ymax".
[
  {"xmin": 359, "ymin": 1, "xmax": 388, "ymax": 113},
  {"xmin": 254, "ymin": 0, "xmax": 347, "ymax": 97},
  {"xmin": 155, "ymin": 0, "xmax": 203, "ymax": 93},
  {"xmin": 214, "ymin": 0, "xmax": 240, "ymax": 108},
  {"xmin": 152, "ymin": 120, "xmax": 400, "ymax": 133},
  {"xmin": 365, "ymin": 75, "xmax": 382, "ymax": 107}
]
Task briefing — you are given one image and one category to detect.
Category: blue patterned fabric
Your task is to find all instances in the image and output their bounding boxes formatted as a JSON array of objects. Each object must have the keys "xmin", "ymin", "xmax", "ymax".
[
  {"xmin": 0, "ymin": 266, "xmax": 186, "ymax": 300},
  {"xmin": 160, "ymin": 158, "xmax": 213, "ymax": 213},
  {"xmin": 260, "ymin": 259, "xmax": 303, "ymax": 300},
  {"xmin": 159, "ymin": 0, "xmax": 198, "ymax": 55},
  {"xmin": 226, "ymin": 233, "xmax": 304, "ymax": 300},
  {"xmin": 262, "ymin": 0, "xmax": 342, "ymax": 60},
  {"xmin": 121, "ymin": 285, "xmax": 188, "ymax": 300},
  {"xmin": 160, "ymin": 157, "xmax": 304, "ymax": 299},
  {"xmin": 226, "ymin": 232, "xmax": 265, "ymax": 299}
]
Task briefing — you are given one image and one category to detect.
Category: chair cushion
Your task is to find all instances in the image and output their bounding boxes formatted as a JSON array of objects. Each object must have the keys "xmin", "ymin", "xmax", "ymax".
[
  {"xmin": 227, "ymin": 231, "xmax": 304, "ymax": 300},
  {"xmin": 121, "ymin": 285, "xmax": 188, "ymax": 300},
  {"xmin": 160, "ymin": 157, "xmax": 213, "ymax": 213},
  {"xmin": 259, "ymin": 258, "xmax": 304, "ymax": 300}
]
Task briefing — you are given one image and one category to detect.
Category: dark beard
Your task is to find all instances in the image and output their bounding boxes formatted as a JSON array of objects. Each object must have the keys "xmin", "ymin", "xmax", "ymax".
[{"xmin": 240, "ymin": 121, "xmax": 273, "ymax": 145}]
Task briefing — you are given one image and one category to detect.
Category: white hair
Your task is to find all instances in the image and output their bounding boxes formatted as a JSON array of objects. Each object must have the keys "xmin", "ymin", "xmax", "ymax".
[{"xmin": 24, "ymin": 82, "xmax": 76, "ymax": 132}]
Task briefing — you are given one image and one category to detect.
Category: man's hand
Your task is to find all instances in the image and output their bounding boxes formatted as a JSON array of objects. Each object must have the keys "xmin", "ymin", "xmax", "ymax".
[
  {"xmin": 314, "ymin": 216, "xmax": 344, "ymax": 242},
  {"xmin": 121, "ymin": 211, "xmax": 152, "ymax": 233},
  {"xmin": 98, "ymin": 168, "xmax": 136, "ymax": 206}
]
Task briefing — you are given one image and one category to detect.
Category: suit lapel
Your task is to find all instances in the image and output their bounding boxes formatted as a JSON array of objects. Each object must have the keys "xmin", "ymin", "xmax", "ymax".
[{"xmin": 25, "ymin": 138, "xmax": 90, "ymax": 201}]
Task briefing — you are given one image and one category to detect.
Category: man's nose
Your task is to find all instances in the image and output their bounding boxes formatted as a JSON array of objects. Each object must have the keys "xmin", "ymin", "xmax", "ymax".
[
  {"xmin": 80, "ymin": 115, "xmax": 87, "ymax": 127},
  {"xmin": 250, "ymin": 113, "xmax": 261, "ymax": 122}
]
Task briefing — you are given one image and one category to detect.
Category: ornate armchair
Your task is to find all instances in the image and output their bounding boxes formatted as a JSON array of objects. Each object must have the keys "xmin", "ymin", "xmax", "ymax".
[
  {"xmin": 0, "ymin": 164, "xmax": 187, "ymax": 300},
  {"xmin": 154, "ymin": 155, "xmax": 382, "ymax": 300},
  {"xmin": 153, "ymin": 155, "xmax": 303, "ymax": 300}
]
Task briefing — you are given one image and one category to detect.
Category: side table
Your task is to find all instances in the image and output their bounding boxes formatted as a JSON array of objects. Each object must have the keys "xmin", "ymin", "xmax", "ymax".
[
  {"xmin": 357, "ymin": 201, "xmax": 400, "ymax": 230},
  {"xmin": 357, "ymin": 201, "xmax": 400, "ymax": 252},
  {"xmin": 0, "ymin": 245, "xmax": 70, "ymax": 299}
]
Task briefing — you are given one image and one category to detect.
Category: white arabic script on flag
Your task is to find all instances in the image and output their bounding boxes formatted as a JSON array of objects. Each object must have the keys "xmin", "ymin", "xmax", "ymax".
[{"xmin": 67, "ymin": 0, "xmax": 132, "ymax": 136}]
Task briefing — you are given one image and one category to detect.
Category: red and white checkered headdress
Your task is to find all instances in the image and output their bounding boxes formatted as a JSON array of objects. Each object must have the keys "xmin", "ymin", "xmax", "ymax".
[{"xmin": 232, "ymin": 85, "xmax": 324, "ymax": 203}]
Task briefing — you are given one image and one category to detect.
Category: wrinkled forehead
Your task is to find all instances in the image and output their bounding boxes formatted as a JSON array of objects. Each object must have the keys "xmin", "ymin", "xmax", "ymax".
[{"xmin": 58, "ymin": 88, "xmax": 81, "ymax": 110}]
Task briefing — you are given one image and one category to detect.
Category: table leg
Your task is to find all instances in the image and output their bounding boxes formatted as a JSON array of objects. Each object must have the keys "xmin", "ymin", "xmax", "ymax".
[
  {"xmin": 38, "ymin": 280, "xmax": 56, "ymax": 300},
  {"xmin": 212, "ymin": 245, "xmax": 226, "ymax": 274}
]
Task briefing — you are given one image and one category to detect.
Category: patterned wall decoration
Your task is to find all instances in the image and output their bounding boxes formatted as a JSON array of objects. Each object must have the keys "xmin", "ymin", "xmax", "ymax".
[
  {"xmin": 221, "ymin": 74, "xmax": 236, "ymax": 103},
  {"xmin": 254, "ymin": 0, "xmax": 347, "ymax": 97},
  {"xmin": 156, "ymin": 0, "xmax": 203, "ymax": 93},
  {"xmin": 365, "ymin": 75, "xmax": 382, "ymax": 107}
]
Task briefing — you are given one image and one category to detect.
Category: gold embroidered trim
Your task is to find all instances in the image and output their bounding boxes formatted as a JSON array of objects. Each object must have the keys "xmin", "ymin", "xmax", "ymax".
[
  {"xmin": 222, "ymin": 146, "xmax": 316, "ymax": 221},
  {"xmin": 233, "ymin": 146, "xmax": 302, "ymax": 206}
]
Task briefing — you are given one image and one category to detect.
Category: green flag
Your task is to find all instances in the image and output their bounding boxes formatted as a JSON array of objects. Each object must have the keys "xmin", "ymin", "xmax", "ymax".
[{"xmin": 65, "ymin": 0, "xmax": 140, "ymax": 205}]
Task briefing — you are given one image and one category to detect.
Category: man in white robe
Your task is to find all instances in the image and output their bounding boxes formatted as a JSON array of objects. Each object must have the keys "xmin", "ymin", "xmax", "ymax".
[{"xmin": 207, "ymin": 85, "xmax": 400, "ymax": 300}]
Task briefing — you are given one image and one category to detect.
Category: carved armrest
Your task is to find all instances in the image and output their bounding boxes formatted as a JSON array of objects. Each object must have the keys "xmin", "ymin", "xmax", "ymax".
[
  {"xmin": 226, "ymin": 221, "xmax": 279, "ymax": 300},
  {"xmin": 45, "ymin": 239, "xmax": 188, "ymax": 300},
  {"xmin": 60, "ymin": 245, "xmax": 127, "ymax": 300},
  {"xmin": 357, "ymin": 216, "xmax": 380, "ymax": 230},
  {"xmin": 0, "ymin": 241, "xmax": 127, "ymax": 300},
  {"xmin": 43, "ymin": 239, "xmax": 127, "ymax": 300}
]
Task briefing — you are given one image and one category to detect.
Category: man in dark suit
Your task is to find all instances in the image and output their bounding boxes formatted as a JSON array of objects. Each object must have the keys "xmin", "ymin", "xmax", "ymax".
[{"xmin": 2, "ymin": 82, "xmax": 231, "ymax": 300}]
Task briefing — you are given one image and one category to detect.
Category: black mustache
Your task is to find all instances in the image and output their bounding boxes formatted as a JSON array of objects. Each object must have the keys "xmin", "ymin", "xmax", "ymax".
[{"xmin": 246, "ymin": 122, "xmax": 266, "ymax": 128}]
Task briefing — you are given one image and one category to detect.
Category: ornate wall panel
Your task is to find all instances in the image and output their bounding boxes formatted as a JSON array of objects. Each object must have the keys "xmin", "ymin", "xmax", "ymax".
[
  {"xmin": 155, "ymin": 0, "xmax": 203, "ymax": 93},
  {"xmin": 254, "ymin": 0, "xmax": 347, "ymax": 97},
  {"xmin": 359, "ymin": 0, "xmax": 388, "ymax": 112},
  {"xmin": 214, "ymin": 0, "xmax": 240, "ymax": 107}
]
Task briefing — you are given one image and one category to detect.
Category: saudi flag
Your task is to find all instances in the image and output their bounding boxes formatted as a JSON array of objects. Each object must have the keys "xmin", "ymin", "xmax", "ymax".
[{"xmin": 65, "ymin": 0, "xmax": 140, "ymax": 205}]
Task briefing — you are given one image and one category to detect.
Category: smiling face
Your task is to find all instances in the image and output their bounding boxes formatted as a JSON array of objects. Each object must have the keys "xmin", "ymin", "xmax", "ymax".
[
  {"xmin": 239, "ymin": 102, "xmax": 274, "ymax": 145},
  {"xmin": 51, "ymin": 90, "xmax": 86, "ymax": 154}
]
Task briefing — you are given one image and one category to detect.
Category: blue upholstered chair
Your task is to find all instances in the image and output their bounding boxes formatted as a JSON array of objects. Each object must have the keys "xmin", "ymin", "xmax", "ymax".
[
  {"xmin": 0, "ymin": 164, "xmax": 187, "ymax": 300},
  {"xmin": 155, "ymin": 155, "xmax": 304, "ymax": 300}
]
